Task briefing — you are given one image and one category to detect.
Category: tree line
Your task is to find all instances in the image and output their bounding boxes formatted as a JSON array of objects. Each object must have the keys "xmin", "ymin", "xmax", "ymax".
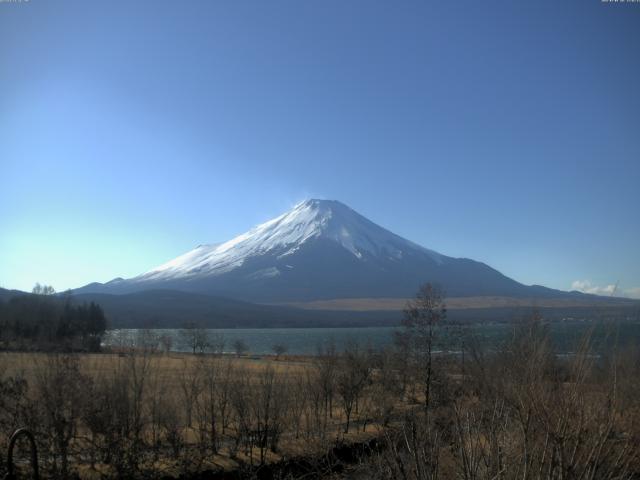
[{"xmin": 0, "ymin": 284, "xmax": 107, "ymax": 351}]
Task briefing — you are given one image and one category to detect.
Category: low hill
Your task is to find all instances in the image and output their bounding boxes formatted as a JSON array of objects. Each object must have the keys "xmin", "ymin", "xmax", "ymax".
[
  {"xmin": 0, "ymin": 287, "xmax": 28, "ymax": 302},
  {"xmin": 3, "ymin": 287, "xmax": 637, "ymax": 329},
  {"xmin": 73, "ymin": 289, "xmax": 640, "ymax": 328},
  {"xmin": 72, "ymin": 290, "xmax": 400, "ymax": 328}
]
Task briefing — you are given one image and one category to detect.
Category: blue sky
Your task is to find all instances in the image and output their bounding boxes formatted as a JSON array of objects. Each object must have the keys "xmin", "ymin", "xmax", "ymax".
[{"xmin": 1, "ymin": 0, "xmax": 639, "ymax": 297}]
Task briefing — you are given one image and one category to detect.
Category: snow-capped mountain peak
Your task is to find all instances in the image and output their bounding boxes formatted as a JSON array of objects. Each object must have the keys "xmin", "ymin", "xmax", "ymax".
[
  {"xmin": 136, "ymin": 199, "xmax": 443, "ymax": 282},
  {"xmin": 75, "ymin": 199, "xmax": 570, "ymax": 302}
]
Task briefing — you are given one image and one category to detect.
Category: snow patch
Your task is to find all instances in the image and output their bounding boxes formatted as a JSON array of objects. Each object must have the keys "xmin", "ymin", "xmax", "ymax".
[
  {"xmin": 136, "ymin": 199, "xmax": 444, "ymax": 282},
  {"xmin": 246, "ymin": 267, "xmax": 280, "ymax": 281}
]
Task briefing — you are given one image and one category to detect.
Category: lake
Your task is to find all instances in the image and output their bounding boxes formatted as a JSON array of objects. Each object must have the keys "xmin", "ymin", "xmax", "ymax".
[{"xmin": 103, "ymin": 320, "xmax": 640, "ymax": 355}]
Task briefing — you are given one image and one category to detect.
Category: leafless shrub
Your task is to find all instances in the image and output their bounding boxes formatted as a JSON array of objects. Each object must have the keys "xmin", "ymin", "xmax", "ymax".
[
  {"xmin": 82, "ymin": 352, "xmax": 154, "ymax": 477},
  {"xmin": 34, "ymin": 354, "xmax": 90, "ymax": 479},
  {"xmin": 0, "ymin": 363, "xmax": 31, "ymax": 476},
  {"xmin": 157, "ymin": 394, "xmax": 184, "ymax": 460},
  {"xmin": 374, "ymin": 412, "xmax": 442, "ymax": 480}
]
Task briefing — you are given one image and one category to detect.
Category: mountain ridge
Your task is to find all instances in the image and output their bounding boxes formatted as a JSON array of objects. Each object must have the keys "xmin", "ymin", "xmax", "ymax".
[{"xmin": 73, "ymin": 199, "xmax": 593, "ymax": 302}]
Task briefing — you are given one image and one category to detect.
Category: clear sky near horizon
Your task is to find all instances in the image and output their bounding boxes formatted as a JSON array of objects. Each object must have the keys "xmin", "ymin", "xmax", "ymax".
[{"xmin": 1, "ymin": 0, "xmax": 639, "ymax": 297}]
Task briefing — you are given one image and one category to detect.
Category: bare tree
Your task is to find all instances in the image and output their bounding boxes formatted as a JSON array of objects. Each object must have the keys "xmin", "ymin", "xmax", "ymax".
[
  {"xmin": 336, "ymin": 341, "xmax": 371, "ymax": 433},
  {"xmin": 180, "ymin": 322, "xmax": 210, "ymax": 354},
  {"xmin": 216, "ymin": 358, "xmax": 235, "ymax": 435},
  {"xmin": 233, "ymin": 338, "xmax": 249, "ymax": 357},
  {"xmin": 194, "ymin": 355, "xmax": 222, "ymax": 454},
  {"xmin": 251, "ymin": 366, "xmax": 288, "ymax": 464},
  {"xmin": 315, "ymin": 339, "xmax": 337, "ymax": 430},
  {"xmin": 288, "ymin": 372, "xmax": 309, "ymax": 439},
  {"xmin": 229, "ymin": 370, "xmax": 252, "ymax": 459},
  {"xmin": 32, "ymin": 283, "xmax": 56, "ymax": 295},
  {"xmin": 272, "ymin": 343, "xmax": 288, "ymax": 359},
  {"xmin": 179, "ymin": 357, "xmax": 204, "ymax": 428},
  {"xmin": 371, "ymin": 347, "xmax": 404, "ymax": 427},
  {"xmin": 401, "ymin": 283, "xmax": 446, "ymax": 413},
  {"xmin": 303, "ymin": 368, "xmax": 326, "ymax": 440}
]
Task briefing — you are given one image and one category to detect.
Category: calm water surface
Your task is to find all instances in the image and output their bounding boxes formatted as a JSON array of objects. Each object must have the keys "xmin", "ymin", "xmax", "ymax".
[{"xmin": 103, "ymin": 321, "xmax": 640, "ymax": 355}]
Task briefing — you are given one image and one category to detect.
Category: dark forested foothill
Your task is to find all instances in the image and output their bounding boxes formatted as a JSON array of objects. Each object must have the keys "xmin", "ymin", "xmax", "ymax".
[{"xmin": 0, "ymin": 286, "xmax": 107, "ymax": 351}]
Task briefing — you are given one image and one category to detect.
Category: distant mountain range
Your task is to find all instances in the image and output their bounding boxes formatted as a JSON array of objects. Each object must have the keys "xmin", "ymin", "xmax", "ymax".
[
  {"xmin": 1, "ymin": 286, "xmax": 636, "ymax": 329},
  {"xmin": 74, "ymin": 199, "xmax": 591, "ymax": 302},
  {"xmin": 3, "ymin": 200, "xmax": 637, "ymax": 328}
]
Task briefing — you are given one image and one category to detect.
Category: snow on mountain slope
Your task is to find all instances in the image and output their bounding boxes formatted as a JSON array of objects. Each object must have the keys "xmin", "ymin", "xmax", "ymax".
[
  {"xmin": 76, "ymin": 199, "xmax": 579, "ymax": 302},
  {"xmin": 135, "ymin": 199, "xmax": 444, "ymax": 283}
]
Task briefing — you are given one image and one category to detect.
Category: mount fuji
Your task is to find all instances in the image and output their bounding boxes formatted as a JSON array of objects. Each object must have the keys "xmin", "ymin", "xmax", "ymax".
[{"xmin": 75, "ymin": 199, "xmax": 577, "ymax": 303}]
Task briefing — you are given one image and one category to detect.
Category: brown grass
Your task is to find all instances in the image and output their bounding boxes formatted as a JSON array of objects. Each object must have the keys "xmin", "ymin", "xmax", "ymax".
[
  {"xmin": 0, "ymin": 350, "xmax": 403, "ymax": 478},
  {"xmin": 274, "ymin": 295, "xmax": 638, "ymax": 311}
]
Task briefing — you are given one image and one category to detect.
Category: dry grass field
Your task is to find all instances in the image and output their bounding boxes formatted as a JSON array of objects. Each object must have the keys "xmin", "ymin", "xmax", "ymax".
[
  {"xmin": 279, "ymin": 295, "xmax": 639, "ymax": 311},
  {"xmin": 1, "ymin": 314, "xmax": 640, "ymax": 479},
  {"xmin": 0, "ymin": 348, "xmax": 409, "ymax": 479},
  {"xmin": 2, "ymin": 351, "xmax": 311, "ymax": 382}
]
